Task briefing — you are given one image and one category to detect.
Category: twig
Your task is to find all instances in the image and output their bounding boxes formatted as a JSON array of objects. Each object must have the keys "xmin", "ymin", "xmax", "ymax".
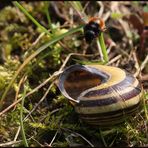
[
  {"xmin": 0, "ymin": 137, "xmax": 32, "ymax": 147},
  {"xmin": 73, "ymin": 132, "xmax": 94, "ymax": 147},
  {"xmin": 50, "ymin": 108, "xmax": 61, "ymax": 116},
  {"xmin": 133, "ymin": 52, "xmax": 141, "ymax": 77},
  {"xmin": 103, "ymin": 11, "xmax": 111, "ymax": 22},
  {"xmin": 99, "ymin": 128, "xmax": 108, "ymax": 147},
  {"xmin": 49, "ymin": 130, "xmax": 59, "ymax": 146},
  {"xmin": 140, "ymin": 55, "xmax": 148, "ymax": 72},
  {"xmin": 107, "ymin": 55, "xmax": 122, "ymax": 65},
  {"xmin": 0, "ymin": 98, "xmax": 22, "ymax": 116},
  {"xmin": 51, "ymin": 2, "xmax": 69, "ymax": 23},
  {"xmin": 58, "ymin": 41, "xmax": 73, "ymax": 52},
  {"xmin": 25, "ymin": 72, "xmax": 60, "ymax": 97},
  {"xmin": 0, "ymin": 24, "xmax": 83, "ymax": 109},
  {"xmin": 128, "ymin": 48, "xmax": 135, "ymax": 62},
  {"xmin": 62, "ymin": 128, "xmax": 94, "ymax": 147},
  {"xmin": 59, "ymin": 53, "xmax": 79, "ymax": 71},
  {"xmin": 23, "ymin": 82, "xmax": 54, "ymax": 121},
  {"xmin": 106, "ymin": 40, "xmax": 116, "ymax": 54},
  {"xmin": 96, "ymin": 40, "xmax": 104, "ymax": 61},
  {"xmin": 116, "ymin": 45, "xmax": 129, "ymax": 57},
  {"xmin": 13, "ymin": 75, "xmax": 26, "ymax": 110},
  {"xmin": 69, "ymin": 2, "xmax": 87, "ymax": 23},
  {"xmin": 59, "ymin": 53, "xmax": 96, "ymax": 71},
  {"xmin": 82, "ymin": 1, "xmax": 90, "ymax": 14},
  {"xmin": 140, "ymin": 74, "xmax": 148, "ymax": 81},
  {"xmin": 30, "ymin": 137, "xmax": 43, "ymax": 147},
  {"xmin": 15, "ymin": 6, "xmax": 26, "ymax": 23},
  {"xmin": 32, "ymin": 22, "xmax": 73, "ymax": 47},
  {"xmin": 32, "ymin": 32, "xmax": 45, "ymax": 46},
  {"xmin": 0, "ymin": 140, "xmax": 23, "ymax": 147},
  {"xmin": 97, "ymin": 2, "xmax": 104, "ymax": 18},
  {"xmin": 118, "ymin": 19, "xmax": 131, "ymax": 39},
  {"xmin": 12, "ymin": 82, "xmax": 55, "ymax": 146},
  {"xmin": 0, "ymin": 72, "xmax": 61, "ymax": 117},
  {"xmin": 0, "ymin": 52, "xmax": 95, "ymax": 116},
  {"xmin": 25, "ymin": 54, "xmax": 93, "ymax": 118},
  {"xmin": 13, "ymin": 126, "xmax": 21, "ymax": 142},
  {"xmin": 109, "ymin": 131, "xmax": 118, "ymax": 147},
  {"xmin": 115, "ymin": 59, "xmax": 121, "ymax": 67}
]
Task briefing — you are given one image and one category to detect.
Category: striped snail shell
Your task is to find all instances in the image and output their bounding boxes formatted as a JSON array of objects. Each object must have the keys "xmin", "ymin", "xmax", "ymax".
[{"xmin": 57, "ymin": 64, "xmax": 143, "ymax": 126}]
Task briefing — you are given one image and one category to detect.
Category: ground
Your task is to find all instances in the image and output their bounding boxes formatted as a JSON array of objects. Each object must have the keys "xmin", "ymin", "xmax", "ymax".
[{"xmin": 0, "ymin": 1, "xmax": 148, "ymax": 147}]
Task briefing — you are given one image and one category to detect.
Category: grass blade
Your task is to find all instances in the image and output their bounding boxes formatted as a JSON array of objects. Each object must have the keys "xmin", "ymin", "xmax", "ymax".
[
  {"xmin": 98, "ymin": 32, "xmax": 109, "ymax": 63},
  {"xmin": 70, "ymin": 1, "xmax": 83, "ymax": 12},
  {"xmin": 44, "ymin": 1, "xmax": 53, "ymax": 32},
  {"xmin": 13, "ymin": 1, "xmax": 51, "ymax": 36},
  {"xmin": 20, "ymin": 84, "xmax": 28, "ymax": 147},
  {"xmin": 99, "ymin": 128, "xmax": 108, "ymax": 147},
  {"xmin": 0, "ymin": 25, "xmax": 83, "ymax": 109},
  {"xmin": 68, "ymin": 1, "xmax": 88, "ymax": 22}
]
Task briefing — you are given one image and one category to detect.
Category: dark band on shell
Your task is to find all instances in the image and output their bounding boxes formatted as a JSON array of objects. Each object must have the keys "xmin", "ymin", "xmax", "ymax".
[{"xmin": 57, "ymin": 64, "xmax": 143, "ymax": 126}]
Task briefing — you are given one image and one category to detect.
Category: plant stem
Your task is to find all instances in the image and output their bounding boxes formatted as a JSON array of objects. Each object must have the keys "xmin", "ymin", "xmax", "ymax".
[
  {"xmin": 44, "ymin": 1, "xmax": 54, "ymax": 33},
  {"xmin": 20, "ymin": 86, "xmax": 28, "ymax": 147},
  {"xmin": 143, "ymin": 91, "xmax": 148, "ymax": 122},
  {"xmin": 99, "ymin": 128, "xmax": 108, "ymax": 147},
  {"xmin": 98, "ymin": 32, "xmax": 108, "ymax": 63},
  {"xmin": 13, "ymin": 1, "xmax": 51, "ymax": 36}
]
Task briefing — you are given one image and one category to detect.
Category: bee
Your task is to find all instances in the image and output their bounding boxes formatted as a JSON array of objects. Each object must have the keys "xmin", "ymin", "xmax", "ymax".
[{"xmin": 83, "ymin": 17, "xmax": 106, "ymax": 43}]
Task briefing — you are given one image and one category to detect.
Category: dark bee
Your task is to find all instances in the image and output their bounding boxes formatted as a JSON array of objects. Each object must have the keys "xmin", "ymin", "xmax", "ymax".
[{"xmin": 83, "ymin": 17, "xmax": 106, "ymax": 43}]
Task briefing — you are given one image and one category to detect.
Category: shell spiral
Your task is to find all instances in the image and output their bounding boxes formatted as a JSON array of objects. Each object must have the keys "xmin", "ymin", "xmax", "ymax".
[{"xmin": 58, "ymin": 64, "xmax": 143, "ymax": 126}]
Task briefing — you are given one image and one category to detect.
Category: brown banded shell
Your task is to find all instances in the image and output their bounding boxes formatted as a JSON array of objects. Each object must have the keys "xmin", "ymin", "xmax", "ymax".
[{"xmin": 57, "ymin": 64, "xmax": 143, "ymax": 126}]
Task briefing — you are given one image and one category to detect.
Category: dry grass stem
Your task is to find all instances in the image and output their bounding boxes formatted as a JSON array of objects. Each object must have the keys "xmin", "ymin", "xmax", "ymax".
[
  {"xmin": 13, "ymin": 75, "xmax": 26, "ymax": 110},
  {"xmin": 107, "ymin": 55, "xmax": 122, "ymax": 65},
  {"xmin": 49, "ymin": 130, "xmax": 59, "ymax": 147}
]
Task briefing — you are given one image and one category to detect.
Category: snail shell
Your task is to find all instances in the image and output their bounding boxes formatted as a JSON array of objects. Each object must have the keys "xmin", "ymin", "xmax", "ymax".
[{"xmin": 57, "ymin": 64, "xmax": 143, "ymax": 126}]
